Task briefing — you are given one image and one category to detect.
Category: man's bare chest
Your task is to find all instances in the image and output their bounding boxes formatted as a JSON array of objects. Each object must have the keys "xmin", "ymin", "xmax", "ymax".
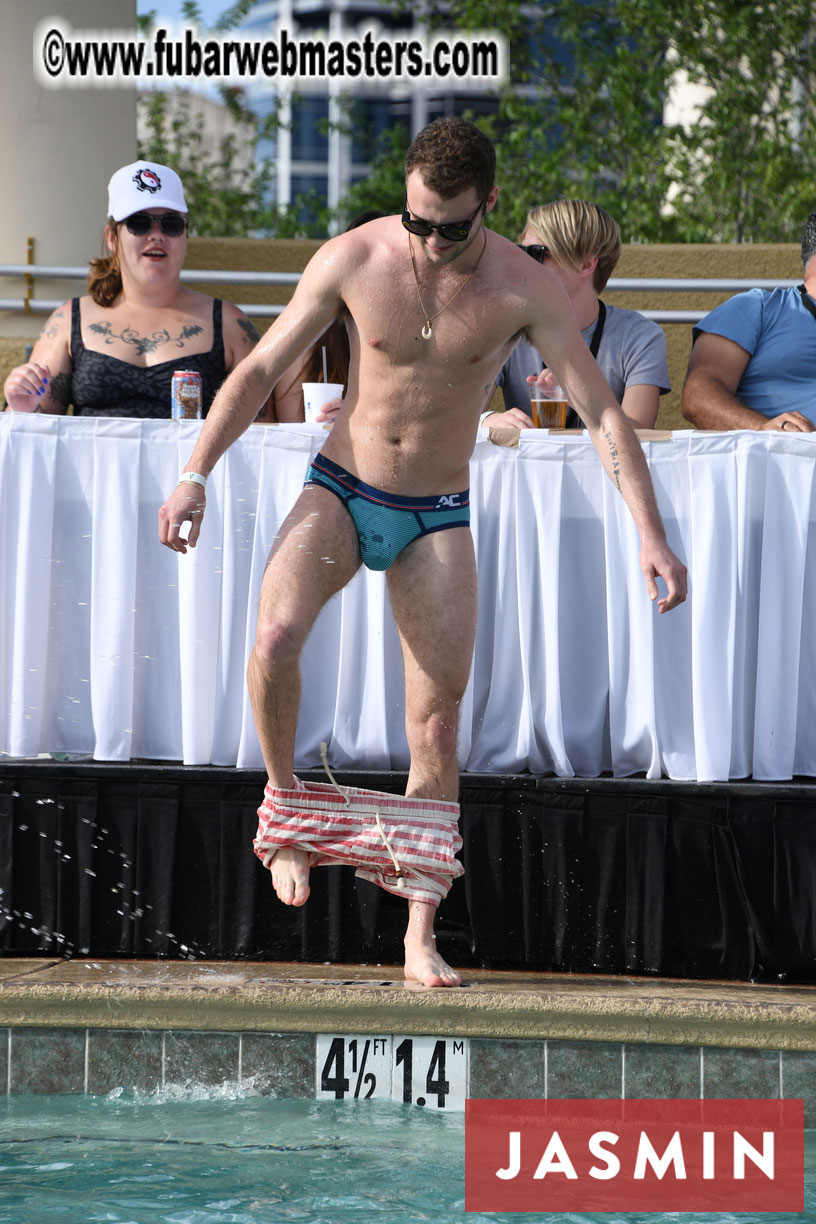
[{"xmin": 345, "ymin": 270, "xmax": 520, "ymax": 378}]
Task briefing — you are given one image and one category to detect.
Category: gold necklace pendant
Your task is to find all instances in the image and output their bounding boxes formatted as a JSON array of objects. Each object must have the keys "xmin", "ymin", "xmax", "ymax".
[{"xmin": 409, "ymin": 232, "xmax": 487, "ymax": 342}]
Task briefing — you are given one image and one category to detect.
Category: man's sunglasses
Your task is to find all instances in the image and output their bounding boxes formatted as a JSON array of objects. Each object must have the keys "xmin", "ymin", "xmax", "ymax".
[
  {"xmin": 402, "ymin": 194, "xmax": 488, "ymax": 242},
  {"xmin": 517, "ymin": 243, "xmax": 549, "ymax": 263},
  {"xmin": 123, "ymin": 212, "xmax": 187, "ymax": 238}
]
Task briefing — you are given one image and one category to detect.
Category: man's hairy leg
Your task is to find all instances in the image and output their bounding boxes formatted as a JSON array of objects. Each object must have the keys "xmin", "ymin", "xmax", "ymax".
[
  {"xmin": 387, "ymin": 527, "xmax": 477, "ymax": 986},
  {"xmin": 249, "ymin": 485, "xmax": 361, "ymax": 906}
]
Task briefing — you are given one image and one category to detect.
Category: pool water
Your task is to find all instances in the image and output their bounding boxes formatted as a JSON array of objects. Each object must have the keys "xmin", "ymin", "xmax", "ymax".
[{"xmin": 0, "ymin": 1091, "xmax": 815, "ymax": 1224}]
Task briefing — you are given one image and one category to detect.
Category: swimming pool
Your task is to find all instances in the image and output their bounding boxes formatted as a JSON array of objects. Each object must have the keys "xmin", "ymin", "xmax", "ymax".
[{"xmin": 0, "ymin": 1091, "xmax": 814, "ymax": 1224}]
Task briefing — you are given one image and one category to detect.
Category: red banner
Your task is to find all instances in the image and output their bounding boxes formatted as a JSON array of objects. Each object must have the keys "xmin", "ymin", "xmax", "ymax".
[{"xmin": 466, "ymin": 1098, "xmax": 803, "ymax": 1213}]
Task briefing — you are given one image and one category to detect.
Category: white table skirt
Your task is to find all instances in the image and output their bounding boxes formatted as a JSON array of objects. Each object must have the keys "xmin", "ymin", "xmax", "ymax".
[{"xmin": 2, "ymin": 413, "xmax": 815, "ymax": 781}]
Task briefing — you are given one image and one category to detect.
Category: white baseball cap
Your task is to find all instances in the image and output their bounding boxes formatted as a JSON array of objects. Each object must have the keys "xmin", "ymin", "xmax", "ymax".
[{"xmin": 107, "ymin": 161, "xmax": 188, "ymax": 222}]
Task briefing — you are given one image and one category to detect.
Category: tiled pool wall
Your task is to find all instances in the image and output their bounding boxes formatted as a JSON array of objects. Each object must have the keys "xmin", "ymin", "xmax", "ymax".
[{"xmin": 4, "ymin": 1028, "xmax": 816, "ymax": 1123}]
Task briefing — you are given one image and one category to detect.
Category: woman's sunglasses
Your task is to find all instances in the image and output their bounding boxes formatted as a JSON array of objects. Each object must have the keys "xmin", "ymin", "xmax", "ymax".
[
  {"xmin": 402, "ymin": 194, "xmax": 488, "ymax": 242},
  {"xmin": 123, "ymin": 212, "xmax": 187, "ymax": 238},
  {"xmin": 517, "ymin": 243, "xmax": 549, "ymax": 263}
]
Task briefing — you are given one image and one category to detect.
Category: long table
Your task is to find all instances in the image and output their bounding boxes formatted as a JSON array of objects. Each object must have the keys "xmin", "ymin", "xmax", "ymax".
[{"xmin": 2, "ymin": 413, "xmax": 815, "ymax": 781}]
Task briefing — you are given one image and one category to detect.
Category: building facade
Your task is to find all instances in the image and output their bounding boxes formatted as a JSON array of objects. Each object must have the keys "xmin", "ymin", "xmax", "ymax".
[{"xmin": 241, "ymin": 0, "xmax": 500, "ymax": 221}]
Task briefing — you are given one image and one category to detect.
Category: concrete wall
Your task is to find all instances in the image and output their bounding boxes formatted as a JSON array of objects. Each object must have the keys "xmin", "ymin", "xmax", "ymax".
[
  {"xmin": 1, "ymin": 238, "xmax": 802, "ymax": 430},
  {"xmin": 0, "ymin": 0, "xmax": 137, "ymax": 337}
]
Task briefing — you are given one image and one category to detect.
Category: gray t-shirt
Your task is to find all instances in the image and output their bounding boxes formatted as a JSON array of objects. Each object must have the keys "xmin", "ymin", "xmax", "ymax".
[{"xmin": 496, "ymin": 302, "xmax": 670, "ymax": 424}]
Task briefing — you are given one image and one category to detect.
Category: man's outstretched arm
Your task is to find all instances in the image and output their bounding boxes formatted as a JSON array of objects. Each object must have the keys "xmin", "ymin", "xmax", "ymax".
[
  {"xmin": 528, "ymin": 306, "xmax": 687, "ymax": 613},
  {"xmin": 158, "ymin": 240, "xmax": 347, "ymax": 553}
]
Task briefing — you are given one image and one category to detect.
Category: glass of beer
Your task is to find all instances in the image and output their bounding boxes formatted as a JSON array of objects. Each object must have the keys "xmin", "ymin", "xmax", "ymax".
[{"xmin": 529, "ymin": 382, "xmax": 568, "ymax": 429}]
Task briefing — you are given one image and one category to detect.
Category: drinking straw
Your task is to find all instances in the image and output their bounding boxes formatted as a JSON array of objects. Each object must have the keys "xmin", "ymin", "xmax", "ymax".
[{"xmin": 322, "ymin": 346, "xmax": 328, "ymax": 382}]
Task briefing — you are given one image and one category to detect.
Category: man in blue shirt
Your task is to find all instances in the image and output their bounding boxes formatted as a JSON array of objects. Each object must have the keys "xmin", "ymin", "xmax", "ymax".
[{"xmin": 681, "ymin": 212, "xmax": 816, "ymax": 432}]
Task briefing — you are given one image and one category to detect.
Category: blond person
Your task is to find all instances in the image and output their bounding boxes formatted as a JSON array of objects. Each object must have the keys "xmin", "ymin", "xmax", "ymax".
[
  {"xmin": 4, "ymin": 162, "xmax": 260, "ymax": 418},
  {"xmin": 159, "ymin": 118, "xmax": 686, "ymax": 989},
  {"xmin": 485, "ymin": 200, "xmax": 668, "ymax": 431}
]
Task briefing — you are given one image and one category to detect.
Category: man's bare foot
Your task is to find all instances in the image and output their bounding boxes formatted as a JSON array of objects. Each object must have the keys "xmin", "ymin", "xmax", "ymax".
[
  {"xmin": 269, "ymin": 846, "xmax": 311, "ymax": 906},
  {"xmin": 404, "ymin": 936, "xmax": 462, "ymax": 987}
]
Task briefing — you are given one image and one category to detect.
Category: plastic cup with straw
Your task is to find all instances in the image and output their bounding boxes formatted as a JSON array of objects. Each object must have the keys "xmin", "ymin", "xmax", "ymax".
[{"xmin": 303, "ymin": 345, "xmax": 344, "ymax": 423}]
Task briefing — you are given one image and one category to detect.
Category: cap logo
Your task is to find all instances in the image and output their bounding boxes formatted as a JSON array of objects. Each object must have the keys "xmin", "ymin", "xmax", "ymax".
[{"xmin": 132, "ymin": 168, "xmax": 162, "ymax": 194}]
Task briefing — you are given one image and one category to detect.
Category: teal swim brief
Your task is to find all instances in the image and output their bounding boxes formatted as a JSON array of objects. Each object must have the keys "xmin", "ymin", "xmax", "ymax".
[{"xmin": 304, "ymin": 452, "xmax": 470, "ymax": 572}]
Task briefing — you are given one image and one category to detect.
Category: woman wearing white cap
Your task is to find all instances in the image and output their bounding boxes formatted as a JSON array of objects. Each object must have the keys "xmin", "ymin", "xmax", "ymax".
[{"xmin": 3, "ymin": 161, "xmax": 263, "ymax": 417}]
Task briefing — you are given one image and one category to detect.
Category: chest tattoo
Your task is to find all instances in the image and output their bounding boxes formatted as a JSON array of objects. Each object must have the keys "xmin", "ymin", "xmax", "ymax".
[{"xmin": 88, "ymin": 321, "xmax": 205, "ymax": 357}]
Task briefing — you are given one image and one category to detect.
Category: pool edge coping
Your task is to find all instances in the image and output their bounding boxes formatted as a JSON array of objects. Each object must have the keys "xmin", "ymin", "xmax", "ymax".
[{"xmin": 2, "ymin": 959, "xmax": 816, "ymax": 1050}]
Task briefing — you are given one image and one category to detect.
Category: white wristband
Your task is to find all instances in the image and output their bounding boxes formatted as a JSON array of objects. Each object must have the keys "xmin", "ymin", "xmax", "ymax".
[
  {"xmin": 479, "ymin": 410, "xmax": 493, "ymax": 427},
  {"xmin": 178, "ymin": 471, "xmax": 207, "ymax": 489}
]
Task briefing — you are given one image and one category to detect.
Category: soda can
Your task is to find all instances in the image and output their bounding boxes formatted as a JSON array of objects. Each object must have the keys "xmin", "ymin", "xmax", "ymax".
[{"xmin": 172, "ymin": 371, "xmax": 203, "ymax": 420}]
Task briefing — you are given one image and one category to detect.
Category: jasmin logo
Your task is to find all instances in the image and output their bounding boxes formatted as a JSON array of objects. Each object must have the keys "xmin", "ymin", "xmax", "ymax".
[{"xmin": 465, "ymin": 1099, "xmax": 803, "ymax": 1213}]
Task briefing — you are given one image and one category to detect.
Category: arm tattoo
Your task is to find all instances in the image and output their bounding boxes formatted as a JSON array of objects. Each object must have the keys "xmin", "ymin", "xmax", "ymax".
[
  {"xmin": 40, "ymin": 309, "xmax": 64, "ymax": 341},
  {"xmin": 88, "ymin": 320, "xmax": 204, "ymax": 357},
  {"xmin": 604, "ymin": 429, "xmax": 622, "ymax": 491},
  {"xmin": 49, "ymin": 370, "xmax": 71, "ymax": 409},
  {"xmin": 237, "ymin": 317, "xmax": 261, "ymax": 347}
]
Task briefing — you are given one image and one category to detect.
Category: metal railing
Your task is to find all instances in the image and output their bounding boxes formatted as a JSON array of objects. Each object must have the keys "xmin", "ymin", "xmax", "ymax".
[
  {"xmin": 607, "ymin": 277, "xmax": 798, "ymax": 323},
  {"xmin": 0, "ymin": 264, "xmax": 801, "ymax": 324},
  {"xmin": 0, "ymin": 264, "xmax": 301, "ymax": 319}
]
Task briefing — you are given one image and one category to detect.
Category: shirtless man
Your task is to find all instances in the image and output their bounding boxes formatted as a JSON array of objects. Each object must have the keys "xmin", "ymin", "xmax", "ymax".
[{"xmin": 159, "ymin": 117, "xmax": 687, "ymax": 988}]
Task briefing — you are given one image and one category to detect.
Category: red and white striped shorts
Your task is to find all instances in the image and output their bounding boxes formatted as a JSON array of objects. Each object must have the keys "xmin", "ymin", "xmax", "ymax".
[{"xmin": 254, "ymin": 778, "xmax": 463, "ymax": 907}]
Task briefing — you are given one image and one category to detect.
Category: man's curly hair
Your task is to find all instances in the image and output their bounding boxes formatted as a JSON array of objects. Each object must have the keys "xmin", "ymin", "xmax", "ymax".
[
  {"xmin": 404, "ymin": 116, "xmax": 495, "ymax": 201},
  {"xmin": 801, "ymin": 211, "xmax": 816, "ymax": 272}
]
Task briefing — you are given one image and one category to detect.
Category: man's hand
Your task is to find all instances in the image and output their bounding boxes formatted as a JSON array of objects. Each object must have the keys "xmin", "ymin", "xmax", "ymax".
[
  {"xmin": 761, "ymin": 412, "xmax": 815, "ymax": 433},
  {"xmin": 158, "ymin": 482, "xmax": 206, "ymax": 554},
  {"xmin": 640, "ymin": 536, "xmax": 688, "ymax": 614},
  {"xmin": 527, "ymin": 371, "xmax": 560, "ymax": 390},
  {"xmin": 314, "ymin": 396, "xmax": 343, "ymax": 425},
  {"xmin": 483, "ymin": 407, "xmax": 534, "ymax": 430}
]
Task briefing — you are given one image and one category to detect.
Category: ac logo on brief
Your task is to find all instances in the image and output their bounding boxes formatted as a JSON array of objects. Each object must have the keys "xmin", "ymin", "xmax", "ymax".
[
  {"xmin": 465, "ymin": 1099, "xmax": 804, "ymax": 1213},
  {"xmin": 435, "ymin": 493, "xmax": 461, "ymax": 508}
]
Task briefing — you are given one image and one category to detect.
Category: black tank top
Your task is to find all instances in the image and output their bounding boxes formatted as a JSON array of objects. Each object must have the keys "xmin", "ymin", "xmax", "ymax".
[{"xmin": 69, "ymin": 297, "xmax": 227, "ymax": 418}]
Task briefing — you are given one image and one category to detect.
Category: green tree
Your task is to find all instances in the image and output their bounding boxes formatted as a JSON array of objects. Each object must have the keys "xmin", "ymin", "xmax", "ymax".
[
  {"xmin": 137, "ymin": 2, "xmax": 330, "ymax": 236},
  {"xmin": 139, "ymin": 0, "xmax": 816, "ymax": 242},
  {"xmin": 333, "ymin": 120, "xmax": 412, "ymax": 225},
  {"xmin": 343, "ymin": 0, "xmax": 816, "ymax": 243},
  {"xmin": 662, "ymin": 0, "xmax": 816, "ymax": 241},
  {"xmin": 137, "ymin": 89, "xmax": 272, "ymax": 236}
]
